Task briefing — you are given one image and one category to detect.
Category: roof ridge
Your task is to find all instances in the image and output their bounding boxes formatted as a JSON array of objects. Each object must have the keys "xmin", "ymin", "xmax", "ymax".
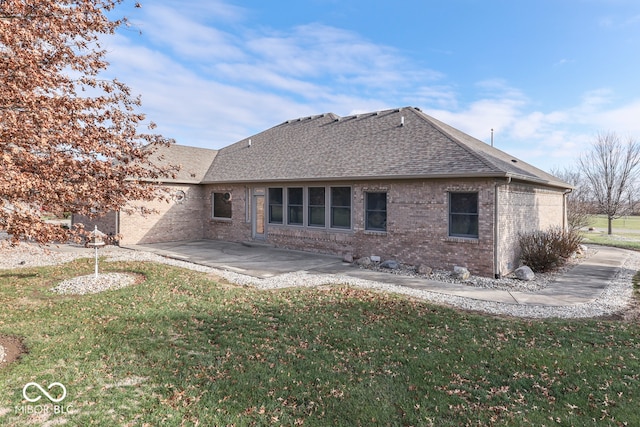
[{"xmin": 282, "ymin": 112, "xmax": 336, "ymax": 125}]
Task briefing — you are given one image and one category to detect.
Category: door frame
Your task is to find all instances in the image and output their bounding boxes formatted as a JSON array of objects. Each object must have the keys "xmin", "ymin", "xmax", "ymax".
[{"xmin": 252, "ymin": 188, "xmax": 266, "ymax": 240}]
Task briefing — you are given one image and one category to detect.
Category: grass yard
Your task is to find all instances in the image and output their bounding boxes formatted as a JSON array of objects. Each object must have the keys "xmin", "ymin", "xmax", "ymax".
[
  {"xmin": 581, "ymin": 232, "xmax": 640, "ymax": 251},
  {"xmin": 582, "ymin": 215, "xmax": 640, "ymax": 251},
  {"xmin": 1, "ymin": 258, "xmax": 639, "ymax": 426},
  {"xmin": 587, "ymin": 215, "xmax": 640, "ymax": 233}
]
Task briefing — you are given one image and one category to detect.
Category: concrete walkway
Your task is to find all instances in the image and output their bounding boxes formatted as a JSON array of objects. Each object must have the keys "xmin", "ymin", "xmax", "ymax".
[{"xmin": 126, "ymin": 240, "xmax": 632, "ymax": 307}]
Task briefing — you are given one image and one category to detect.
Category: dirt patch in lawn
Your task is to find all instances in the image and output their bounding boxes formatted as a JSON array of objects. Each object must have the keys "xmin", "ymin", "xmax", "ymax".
[{"xmin": 0, "ymin": 335, "xmax": 26, "ymax": 368}]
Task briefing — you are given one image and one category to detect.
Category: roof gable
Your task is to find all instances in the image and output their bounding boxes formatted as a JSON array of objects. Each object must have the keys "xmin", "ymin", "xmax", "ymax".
[
  {"xmin": 203, "ymin": 107, "xmax": 569, "ymax": 188},
  {"xmin": 148, "ymin": 144, "xmax": 218, "ymax": 184}
]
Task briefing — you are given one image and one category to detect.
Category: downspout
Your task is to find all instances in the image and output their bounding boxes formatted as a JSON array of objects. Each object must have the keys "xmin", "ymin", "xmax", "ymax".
[
  {"xmin": 563, "ymin": 188, "xmax": 573, "ymax": 230},
  {"xmin": 494, "ymin": 177, "xmax": 511, "ymax": 278}
]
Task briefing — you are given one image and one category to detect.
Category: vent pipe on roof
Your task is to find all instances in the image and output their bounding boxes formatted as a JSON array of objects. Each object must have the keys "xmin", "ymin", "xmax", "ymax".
[
  {"xmin": 490, "ymin": 129, "xmax": 494, "ymax": 147},
  {"xmin": 400, "ymin": 116, "xmax": 405, "ymax": 127},
  {"xmin": 248, "ymin": 139, "xmax": 252, "ymax": 148}
]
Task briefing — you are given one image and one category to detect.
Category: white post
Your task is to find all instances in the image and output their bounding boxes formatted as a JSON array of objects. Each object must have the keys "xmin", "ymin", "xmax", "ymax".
[
  {"xmin": 94, "ymin": 225, "xmax": 99, "ymax": 279},
  {"xmin": 94, "ymin": 245, "xmax": 99, "ymax": 279}
]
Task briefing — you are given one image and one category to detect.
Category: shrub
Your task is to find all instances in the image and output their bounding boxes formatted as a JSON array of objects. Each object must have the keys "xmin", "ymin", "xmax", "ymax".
[{"xmin": 518, "ymin": 227, "xmax": 583, "ymax": 272}]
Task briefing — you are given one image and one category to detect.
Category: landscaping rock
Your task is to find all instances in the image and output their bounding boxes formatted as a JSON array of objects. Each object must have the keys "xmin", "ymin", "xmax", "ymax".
[
  {"xmin": 355, "ymin": 257, "xmax": 372, "ymax": 267},
  {"xmin": 380, "ymin": 260, "xmax": 400, "ymax": 270},
  {"xmin": 515, "ymin": 266, "xmax": 535, "ymax": 281},
  {"xmin": 343, "ymin": 253, "xmax": 354, "ymax": 263},
  {"xmin": 417, "ymin": 264, "xmax": 433, "ymax": 275},
  {"xmin": 453, "ymin": 266, "xmax": 470, "ymax": 280}
]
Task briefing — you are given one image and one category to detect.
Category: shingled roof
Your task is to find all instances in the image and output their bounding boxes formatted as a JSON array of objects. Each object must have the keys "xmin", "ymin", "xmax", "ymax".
[
  {"xmin": 147, "ymin": 144, "xmax": 218, "ymax": 184},
  {"xmin": 202, "ymin": 107, "xmax": 569, "ymax": 188}
]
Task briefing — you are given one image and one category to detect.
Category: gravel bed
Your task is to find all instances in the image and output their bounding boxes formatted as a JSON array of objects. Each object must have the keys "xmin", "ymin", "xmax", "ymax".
[
  {"xmin": 0, "ymin": 242, "xmax": 636, "ymax": 319},
  {"xmin": 358, "ymin": 249, "xmax": 595, "ymax": 293},
  {"xmin": 0, "ymin": 241, "xmax": 83, "ymax": 269},
  {"xmin": 51, "ymin": 273, "xmax": 137, "ymax": 295}
]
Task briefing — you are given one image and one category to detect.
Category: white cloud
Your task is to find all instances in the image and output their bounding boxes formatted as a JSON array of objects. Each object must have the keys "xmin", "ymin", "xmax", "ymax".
[
  {"xmin": 100, "ymin": 0, "xmax": 640, "ymax": 174},
  {"xmin": 103, "ymin": 4, "xmax": 451, "ymax": 148},
  {"xmin": 594, "ymin": 100, "xmax": 640, "ymax": 134}
]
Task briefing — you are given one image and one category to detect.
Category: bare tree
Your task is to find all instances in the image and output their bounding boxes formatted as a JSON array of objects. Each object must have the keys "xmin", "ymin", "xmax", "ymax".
[
  {"xmin": 550, "ymin": 167, "xmax": 592, "ymax": 231},
  {"xmin": 579, "ymin": 132, "xmax": 640, "ymax": 235},
  {"xmin": 0, "ymin": 1, "xmax": 174, "ymax": 244}
]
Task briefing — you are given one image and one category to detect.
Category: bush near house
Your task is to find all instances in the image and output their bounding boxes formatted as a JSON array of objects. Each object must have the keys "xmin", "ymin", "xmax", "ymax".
[{"xmin": 519, "ymin": 227, "xmax": 583, "ymax": 272}]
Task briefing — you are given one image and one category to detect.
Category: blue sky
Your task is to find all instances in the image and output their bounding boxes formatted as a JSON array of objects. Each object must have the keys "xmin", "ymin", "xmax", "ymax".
[{"xmin": 103, "ymin": 0, "xmax": 640, "ymax": 172}]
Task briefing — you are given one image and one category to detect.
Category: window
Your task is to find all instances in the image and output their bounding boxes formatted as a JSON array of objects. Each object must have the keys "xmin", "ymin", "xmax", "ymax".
[
  {"xmin": 331, "ymin": 187, "xmax": 351, "ymax": 229},
  {"xmin": 287, "ymin": 187, "xmax": 303, "ymax": 225},
  {"xmin": 212, "ymin": 192, "xmax": 232, "ymax": 219},
  {"xmin": 268, "ymin": 188, "xmax": 283, "ymax": 224},
  {"xmin": 365, "ymin": 192, "xmax": 387, "ymax": 231},
  {"xmin": 449, "ymin": 192, "xmax": 479, "ymax": 238},
  {"xmin": 308, "ymin": 187, "xmax": 325, "ymax": 227}
]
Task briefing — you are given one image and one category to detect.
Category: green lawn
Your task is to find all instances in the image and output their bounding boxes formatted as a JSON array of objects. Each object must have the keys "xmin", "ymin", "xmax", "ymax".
[
  {"xmin": 1, "ymin": 258, "xmax": 639, "ymax": 426},
  {"xmin": 588, "ymin": 215, "xmax": 640, "ymax": 232},
  {"xmin": 582, "ymin": 215, "xmax": 640, "ymax": 250}
]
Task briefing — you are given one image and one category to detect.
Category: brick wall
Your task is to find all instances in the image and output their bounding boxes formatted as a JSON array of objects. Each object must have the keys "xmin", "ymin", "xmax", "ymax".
[
  {"xmin": 124, "ymin": 178, "xmax": 566, "ymax": 278},
  {"xmin": 203, "ymin": 184, "xmax": 252, "ymax": 242},
  {"xmin": 118, "ymin": 184, "xmax": 206, "ymax": 245},
  {"xmin": 351, "ymin": 179, "xmax": 496, "ymax": 276},
  {"xmin": 496, "ymin": 181, "xmax": 566, "ymax": 275},
  {"xmin": 201, "ymin": 179, "xmax": 499, "ymax": 276}
]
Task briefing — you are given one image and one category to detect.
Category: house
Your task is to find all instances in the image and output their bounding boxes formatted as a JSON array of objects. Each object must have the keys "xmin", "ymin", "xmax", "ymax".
[{"xmin": 79, "ymin": 107, "xmax": 571, "ymax": 278}]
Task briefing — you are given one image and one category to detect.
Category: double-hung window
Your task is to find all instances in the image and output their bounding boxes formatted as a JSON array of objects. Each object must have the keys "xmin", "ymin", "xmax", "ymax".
[
  {"xmin": 331, "ymin": 187, "xmax": 351, "ymax": 229},
  {"xmin": 308, "ymin": 187, "xmax": 326, "ymax": 227},
  {"xmin": 267, "ymin": 186, "xmax": 352, "ymax": 230},
  {"xmin": 365, "ymin": 192, "xmax": 387, "ymax": 231},
  {"xmin": 268, "ymin": 188, "xmax": 283, "ymax": 224},
  {"xmin": 287, "ymin": 187, "xmax": 303, "ymax": 225},
  {"xmin": 449, "ymin": 192, "xmax": 479, "ymax": 238}
]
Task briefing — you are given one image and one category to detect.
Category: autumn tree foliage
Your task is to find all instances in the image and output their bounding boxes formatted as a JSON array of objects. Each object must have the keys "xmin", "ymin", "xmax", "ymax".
[{"xmin": 0, "ymin": 0, "xmax": 173, "ymax": 244}]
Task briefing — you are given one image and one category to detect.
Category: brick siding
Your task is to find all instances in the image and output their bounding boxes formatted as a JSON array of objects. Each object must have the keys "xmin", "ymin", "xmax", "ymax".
[
  {"xmin": 119, "ymin": 184, "xmax": 206, "ymax": 245},
  {"xmin": 496, "ymin": 182, "xmax": 566, "ymax": 275},
  {"xmin": 119, "ymin": 179, "xmax": 566, "ymax": 278}
]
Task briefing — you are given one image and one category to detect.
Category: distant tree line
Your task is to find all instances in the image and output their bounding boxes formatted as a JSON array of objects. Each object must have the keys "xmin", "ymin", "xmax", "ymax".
[{"xmin": 553, "ymin": 132, "xmax": 640, "ymax": 235}]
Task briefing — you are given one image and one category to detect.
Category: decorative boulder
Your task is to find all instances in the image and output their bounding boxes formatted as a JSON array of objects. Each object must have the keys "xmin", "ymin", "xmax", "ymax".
[
  {"xmin": 355, "ymin": 257, "xmax": 372, "ymax": 267},
  {"xmin": 343, "ymin": 253, "xmax": 354, "ymax": 263},
  {"xmin": 453, "ymin": 266, "xmax": 470, "ymax": 280},
  {"xmin": 515, "ymin": 266, "xmax": 535, "ymax": 281},
  {"xmin": 417, "ymin": 264, "xmax": 433, "ymax": 275},
  {"xmin": 380, "ymin": 260, "xmax": 400, "ymax": 270}
]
